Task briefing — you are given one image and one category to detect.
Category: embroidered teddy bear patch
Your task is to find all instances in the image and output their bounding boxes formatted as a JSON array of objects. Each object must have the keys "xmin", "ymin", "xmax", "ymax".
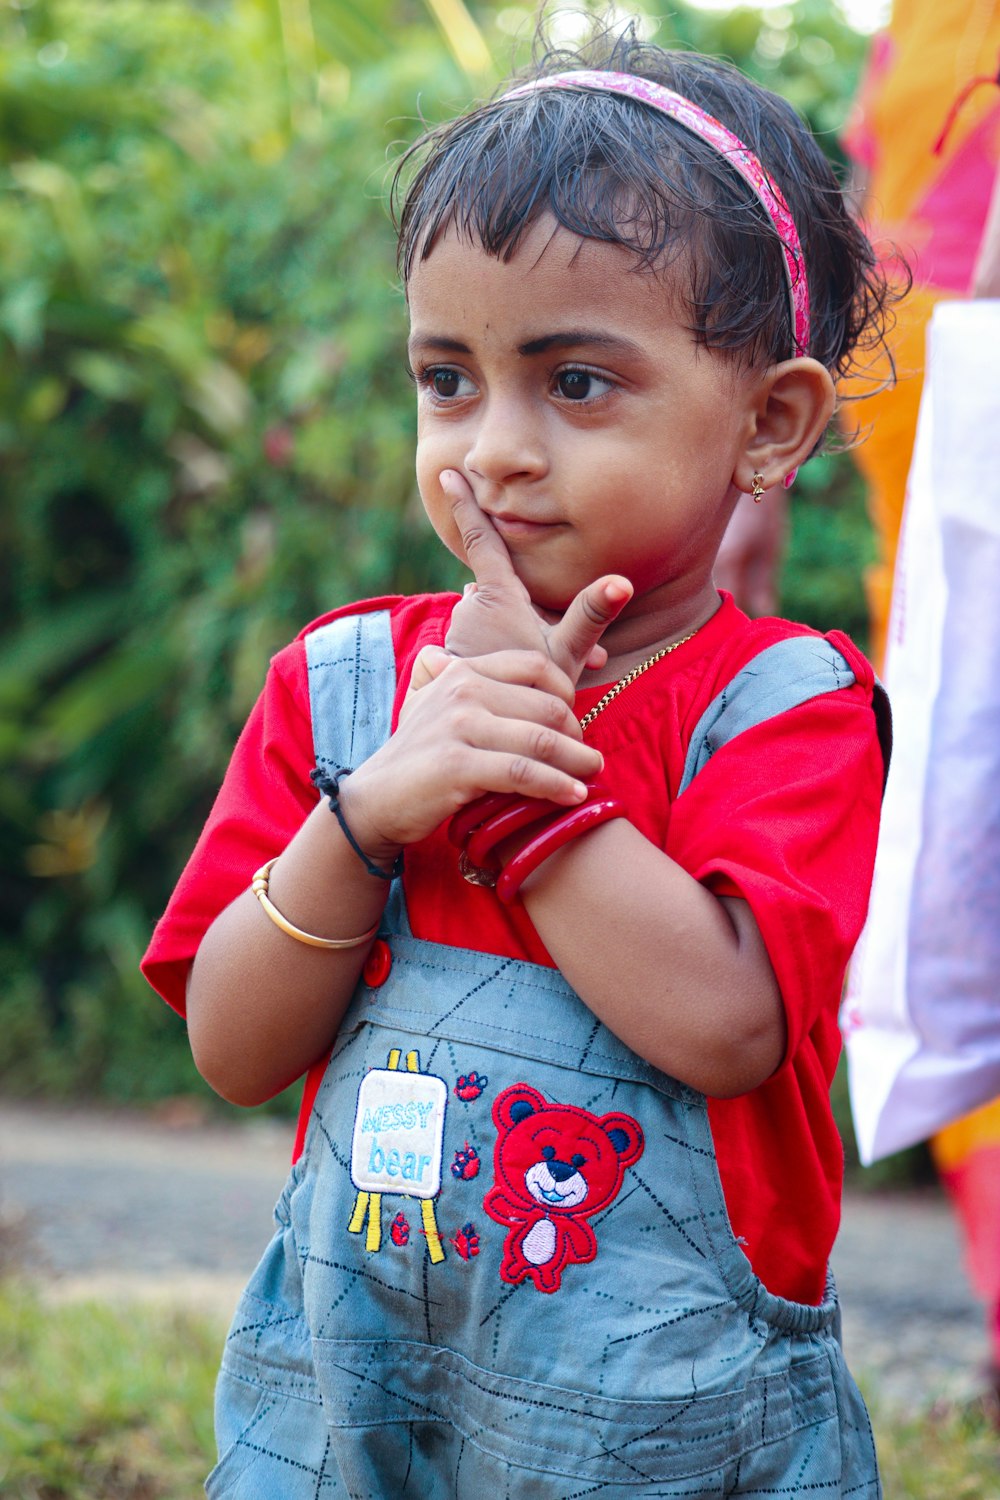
[{"xmin": 483, "ymin": 1083, "xmax": 644, "ymax": 1293}]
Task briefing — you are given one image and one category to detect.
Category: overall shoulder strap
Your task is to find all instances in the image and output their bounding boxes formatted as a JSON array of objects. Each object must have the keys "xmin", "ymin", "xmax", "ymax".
[
  {"xmin": 677, "ymin": 634, "xmax": 891, "ymax": 798},
  {"xmin": 305, "ymin": 609, "xmax": 396, "ymax": 773}
]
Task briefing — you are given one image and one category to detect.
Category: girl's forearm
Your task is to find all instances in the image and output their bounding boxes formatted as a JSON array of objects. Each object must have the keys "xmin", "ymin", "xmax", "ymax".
[
  {"xmin": 518, "ymin": 818, "xmax": 786, "ymax": 1097},
  {"xmin": 186, "ymin": 792, "xmax": 398, "ymax": 1106},
  {"xmin": 185, "ymin": 650, "xmax": 606, "ymax": 1105}
]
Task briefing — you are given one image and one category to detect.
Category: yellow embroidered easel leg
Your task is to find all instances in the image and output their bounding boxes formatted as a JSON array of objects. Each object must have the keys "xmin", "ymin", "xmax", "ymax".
[
  {"xmin": 403, "ymin": 1050, "xmax": 445, "ymax": 1263},
  {"xmin": 421, "ymin": 1198, "xmax": 445, "ymax": 1264},
  {"xmin": 347, "ymin": 1190, "xmax": 383, "ymax": 1250},
  {"xmin": 365, "ymin": 1192, "xmax": 382, "ymax": 1252},
  {"xmin": 348, "ymin": 1191, "xmax": 369, "ymax": 1235}
]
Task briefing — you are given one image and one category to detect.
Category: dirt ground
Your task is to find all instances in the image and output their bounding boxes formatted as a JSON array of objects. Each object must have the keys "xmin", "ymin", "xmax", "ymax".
[{"xmin": 0, "ymin": 1097, "xmax": 988, "ymax": 1415}]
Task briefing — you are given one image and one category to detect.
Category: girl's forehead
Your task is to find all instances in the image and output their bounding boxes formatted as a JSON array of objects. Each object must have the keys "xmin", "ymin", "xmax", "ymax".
[{"xmin": 407, "ymin": 217, "xmax": 686, "ymax": 328}]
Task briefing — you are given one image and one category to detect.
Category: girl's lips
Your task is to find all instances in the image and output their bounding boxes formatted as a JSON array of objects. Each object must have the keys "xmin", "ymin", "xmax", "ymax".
[{"xmin": 489, "ymin": 513, "xmax": 562, "ymax": 540}]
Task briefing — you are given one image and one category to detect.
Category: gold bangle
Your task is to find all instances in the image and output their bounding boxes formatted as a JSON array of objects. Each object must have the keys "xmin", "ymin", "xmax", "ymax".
[{"xmin": 250, "ymin": 858, "xmax": 378, "ymax": 951}]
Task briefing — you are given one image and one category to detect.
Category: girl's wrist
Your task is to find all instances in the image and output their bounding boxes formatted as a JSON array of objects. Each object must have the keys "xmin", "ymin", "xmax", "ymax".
[
  {"xmin": 327, "ymin": 772, "xmax": 405, "ymax": 872},
  {"xmin": 449, "ymin": 782, "xmax": 624, "ymax": 902}
]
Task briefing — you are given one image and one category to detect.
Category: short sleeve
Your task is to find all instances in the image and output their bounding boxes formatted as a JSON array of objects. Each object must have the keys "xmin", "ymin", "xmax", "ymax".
[
  {"xmin": 141, "ymin": 642, "xmax": 315, "ymax": 1015},
  {"xmin": 665, "ymin": 685, "xmax": 883, "ymax": 1068}
]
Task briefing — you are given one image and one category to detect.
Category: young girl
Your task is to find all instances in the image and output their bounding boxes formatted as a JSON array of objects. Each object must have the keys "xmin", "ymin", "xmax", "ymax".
[{"xmin": 143, "ymin": 24, "xmax": 892, "ymax": 1498}]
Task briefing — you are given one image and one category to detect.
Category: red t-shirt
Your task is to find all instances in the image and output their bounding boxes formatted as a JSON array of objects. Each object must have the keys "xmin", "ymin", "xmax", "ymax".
[{"xmin": 142, "ymin": 590, "xmax": 883, "ymax": 1305}]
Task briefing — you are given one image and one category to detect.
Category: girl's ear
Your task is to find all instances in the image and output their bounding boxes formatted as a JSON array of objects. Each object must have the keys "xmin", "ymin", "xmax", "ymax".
[{"xmin": 734, "ymin": 358, "xmax": 836, "ymax": 493}]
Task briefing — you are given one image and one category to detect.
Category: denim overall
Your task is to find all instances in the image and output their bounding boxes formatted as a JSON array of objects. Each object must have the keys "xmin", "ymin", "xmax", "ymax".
[{"xmin": 207, "ymin": 611, "xmax": 884, "ymax": 1499}]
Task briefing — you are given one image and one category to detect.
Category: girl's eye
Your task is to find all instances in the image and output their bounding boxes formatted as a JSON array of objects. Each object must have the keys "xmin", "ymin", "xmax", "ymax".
[
  {"xmin": 555, "ymin": 369, "xmax": 613, "ymax": 403},
  {"xmin": 418, "ymin": 366, "xmax": 475, "ymax": 400}
]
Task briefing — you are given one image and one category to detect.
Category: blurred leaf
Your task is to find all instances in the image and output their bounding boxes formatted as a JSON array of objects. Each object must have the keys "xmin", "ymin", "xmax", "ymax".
[
  {"xmin": 40, "ymin": 639, "xmax": 173, "ymax": 752},
  {"xmin": 0, "ymin": 277, "xmax": 48, "ymax": 352},
  {"xmin": 68, "ymin": 350, "xmax": 143, "ymax": 401}
]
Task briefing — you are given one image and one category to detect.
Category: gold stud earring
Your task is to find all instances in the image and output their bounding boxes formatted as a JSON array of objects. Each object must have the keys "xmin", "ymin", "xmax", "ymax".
[{"xmin": 750, "ymin": 472, "xmax": 766, "ymax": 504}]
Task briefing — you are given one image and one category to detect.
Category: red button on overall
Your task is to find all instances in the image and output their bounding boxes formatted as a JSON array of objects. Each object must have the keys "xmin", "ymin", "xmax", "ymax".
[{"xmin": 364, "ymin": 939, "xmax": 392, "ymax": 988}]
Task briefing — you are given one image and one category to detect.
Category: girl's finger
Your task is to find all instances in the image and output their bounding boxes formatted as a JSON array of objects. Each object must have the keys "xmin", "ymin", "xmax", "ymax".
[
  {"xmin": 462, "ymin": 714, "xmax": 602, "ymax": 781},
  {"xmin": 408, "ymin": 644, "xmax": 454, "ymax": 694},
  {"xmin": 460, "ymin": 748, "xmax": 596, "ymax": 808},
  {"xmin": 440, "ymin": 470, "xmax": 519, "ymax": 591},
  {"xmin": 530, "ymin": 601, "xmax": 606, "ymax": 670},
  {"xmin": 548, "ymin": 576, "xmax": 633, "ymax": 679},
  {"xmin": 445, "ymin": 672, "xmax": 587, "ymax": 744},
  {"xmin": 433, "ymin": 648, "xmax": 578, "ymax": 709}
]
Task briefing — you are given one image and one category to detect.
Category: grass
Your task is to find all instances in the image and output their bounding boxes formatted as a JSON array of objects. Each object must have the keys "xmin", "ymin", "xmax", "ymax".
[
  {"xmin": 0, "ymin": 1283, "xmax": 997, "ymax": 1498},
  {"xmin": 0, "ymin": 1285, "xmax": 220, "ymax": 1499},
  {"xmin": 870, "ymin": 1397, "xmax": 1000, "ymax": 1498}
]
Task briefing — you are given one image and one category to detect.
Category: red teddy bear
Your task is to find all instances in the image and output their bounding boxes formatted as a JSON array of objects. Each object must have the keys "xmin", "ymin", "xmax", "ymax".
[{"xmin": 483, "ymin": 1082, "xmax": 644, "ymax": 1293}]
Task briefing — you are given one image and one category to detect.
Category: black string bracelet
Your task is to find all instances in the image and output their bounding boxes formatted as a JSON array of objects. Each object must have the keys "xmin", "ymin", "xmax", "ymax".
[{"xmin": 310, "ymin": 767, "xmax": 404, "ymax": 881}]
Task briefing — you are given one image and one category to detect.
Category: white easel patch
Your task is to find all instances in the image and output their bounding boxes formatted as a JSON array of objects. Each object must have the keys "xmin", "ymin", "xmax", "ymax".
[
  {"xmin": 351, "ymin": 1064, "xmax": 447, "ymax": 1197},
  {"xmin": 348, "ymin": 1049, "xmax": 449, "ymax": 1263}
]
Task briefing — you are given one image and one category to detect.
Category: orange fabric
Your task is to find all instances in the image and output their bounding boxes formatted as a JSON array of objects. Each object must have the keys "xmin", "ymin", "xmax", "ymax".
[
  {"xmin": 841, "ymin": 284, "xmax": 941, "ymax": 668},
  {"xmin": 843, "ymin": 0, "xmax": 1000, "ymax": 264},
  {"xmin": 931, "ymin": 1096, "xmax": 1000, "ymax": 1170}
]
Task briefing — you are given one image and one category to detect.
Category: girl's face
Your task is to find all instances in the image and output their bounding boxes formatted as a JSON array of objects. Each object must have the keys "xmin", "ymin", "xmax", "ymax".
[{"xmin": 407, "ymin": 217, "xmax": 766, "ymax": 629}]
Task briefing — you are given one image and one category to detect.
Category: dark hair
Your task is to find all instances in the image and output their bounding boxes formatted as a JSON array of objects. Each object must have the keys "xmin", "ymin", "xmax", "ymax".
[{"xmin": 393, "ymin": 21, "xmax": 899, "ymax": 388}]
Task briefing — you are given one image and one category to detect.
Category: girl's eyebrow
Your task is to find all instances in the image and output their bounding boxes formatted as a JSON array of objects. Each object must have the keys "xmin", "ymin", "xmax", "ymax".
[
  {"xmin": 407, "ymin": 330, "xmax": 646, "ymax": 360},
  {"xmin": 407, "ymin": 335, "xmax": 471, "ymax": 357},
  {"xmin": 518, "ymin": 330, "xmax": 645, "ymax": 359}
]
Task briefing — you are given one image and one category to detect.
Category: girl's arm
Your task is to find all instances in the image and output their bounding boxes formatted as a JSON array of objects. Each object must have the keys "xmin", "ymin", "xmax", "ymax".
[
  {"xmin": 186, "ymin": 649, "xmax": 602, "ymax": 1105},
  {"xmin": 511, "ymin": 822, "xmax": 785, "ymax": 1099}
]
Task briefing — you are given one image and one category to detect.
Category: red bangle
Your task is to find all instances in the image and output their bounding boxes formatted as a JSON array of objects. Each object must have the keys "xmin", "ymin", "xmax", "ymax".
[
  {"xmin": 465, "ymin": 780, "xmax": 613, "ymax": 869},
  {"xmin": 495, "ymin": 796, "xmax": 623, "ymax": 905},
  {"xmin": 448, "ymin": 791, "xmax": 520, "ymax": 849},
  {"xmin": 466, "ymin": 796, "xmax": 562, "ymax": 868}
]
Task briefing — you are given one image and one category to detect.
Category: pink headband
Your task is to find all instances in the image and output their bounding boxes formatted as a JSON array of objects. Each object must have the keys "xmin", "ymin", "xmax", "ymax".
[{"xmin": 502, "ymin": 70, "xmax": 811, "ymax": 360}]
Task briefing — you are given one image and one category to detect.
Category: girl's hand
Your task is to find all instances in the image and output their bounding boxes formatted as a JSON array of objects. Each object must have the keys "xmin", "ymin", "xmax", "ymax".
[
  {"xmin": 440, "ymin": 470, "xmax": 633, "ymax": 690},
  {"xmin": 339, "ymin": 648, "xmax": 604, "ymax": 857}
]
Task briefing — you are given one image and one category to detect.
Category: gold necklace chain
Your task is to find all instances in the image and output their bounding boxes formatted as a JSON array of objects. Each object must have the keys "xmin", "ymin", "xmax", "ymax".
[{"xmin": 578, "ymin": 631, "xmax": 696, "ymax": 732}]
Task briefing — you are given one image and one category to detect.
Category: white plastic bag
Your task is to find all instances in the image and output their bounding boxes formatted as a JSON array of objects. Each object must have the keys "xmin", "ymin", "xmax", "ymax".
[{"xmin": 843, "ymin": 300, "xmax": 1000, "ymax": 1164}]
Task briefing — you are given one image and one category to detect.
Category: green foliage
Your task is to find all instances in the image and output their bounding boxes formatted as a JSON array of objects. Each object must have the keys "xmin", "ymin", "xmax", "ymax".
[
  {"xmin": 780, "ymin": 451, "xmax": 875, "ymax": 645},
  {"xmin": 1, "ymin": 0, "xmax": 879, "ymax": 1105},
  {"xmin": 0, "ymin": 0, "xmax": 470, "ymax": 1105}
]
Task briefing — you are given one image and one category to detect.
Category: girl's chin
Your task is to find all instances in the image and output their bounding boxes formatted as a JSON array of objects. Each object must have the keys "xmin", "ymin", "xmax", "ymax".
[{"xmin": 524, "ymin": 586, "xmax": 575, "ymax": 618}]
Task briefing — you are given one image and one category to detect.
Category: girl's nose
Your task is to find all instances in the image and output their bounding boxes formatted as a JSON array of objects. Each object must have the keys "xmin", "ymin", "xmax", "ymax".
[{"xmin": 465, "ymin": 399, "xmax": 547, "ymax": 486}]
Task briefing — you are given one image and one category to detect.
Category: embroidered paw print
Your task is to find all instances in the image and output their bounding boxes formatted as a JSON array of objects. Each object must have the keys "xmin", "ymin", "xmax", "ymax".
[
  {"xmin": 451, "ymin": 1143, "xmax": 481, "ymax": 1181},
  {"xmin": 454, "ymin": 1071, "xmax": 488, "ymax": 1102},
  {"xmin": 390, "ymin": 1212, "xmax": 410, "ymax": 1247},
  {"xmin": 450, "ymin": 1222, "xmax": 480, "ymax": 1260}
]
